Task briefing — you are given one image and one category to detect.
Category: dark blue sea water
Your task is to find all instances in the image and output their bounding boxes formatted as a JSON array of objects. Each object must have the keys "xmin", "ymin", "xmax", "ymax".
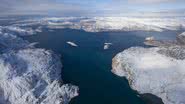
[{"xmin": 23, "ymin": 29, "xmax": 180, "ymax": 104}]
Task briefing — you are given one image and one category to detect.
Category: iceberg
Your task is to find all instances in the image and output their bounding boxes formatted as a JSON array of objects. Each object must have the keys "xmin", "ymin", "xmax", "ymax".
[
  {"xmin": 67, "ymin": 41, "xmax": 78, "ymax": 47},
  {"xmin": 145, "ymin": 36, "xmax": 155, "ymax": 41},
  {"xmin": 104, "ymin": 43, "xmax": 112, "ymax": 50}
]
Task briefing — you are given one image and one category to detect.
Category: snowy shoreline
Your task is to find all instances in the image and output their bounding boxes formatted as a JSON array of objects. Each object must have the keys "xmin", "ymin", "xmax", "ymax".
[
  {"xmin": 0, "ymin": 23, "xmax": 78, "ymax": 104},
  {"xmin": 112, "ymin": 32, "xmax": 185, "ymax": 104},
  {"xmin": 2, "ymin": 17, "xmax": 185, "ymax": 37},
  {"xmin": 1, "ymin": 17, "xmax": 185, "ymax": 104}
]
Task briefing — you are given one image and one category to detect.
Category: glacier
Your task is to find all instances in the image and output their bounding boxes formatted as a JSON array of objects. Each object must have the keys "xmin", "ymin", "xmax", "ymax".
[
  {"xmin": 0, "ymin": 22, "xmax": 78, "ymax": 104},
  {"xmin": 112, "ymin": 32, "xmax": 185, "ymax": 104}
]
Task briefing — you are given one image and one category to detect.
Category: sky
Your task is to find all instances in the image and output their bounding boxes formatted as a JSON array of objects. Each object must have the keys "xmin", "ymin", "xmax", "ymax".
[{"xmin": 0, "ymin": 0, "xmax": 185, "ymax": 16}]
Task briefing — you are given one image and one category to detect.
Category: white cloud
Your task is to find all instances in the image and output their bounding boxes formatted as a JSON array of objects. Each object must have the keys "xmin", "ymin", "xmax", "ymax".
[
  {"xmin": 0, "ymin": 0, "xmax": 184, "ymax": 16},
  {"xmin": 0, "ymin": 0, "xmax": 89, "ymax": 16}
]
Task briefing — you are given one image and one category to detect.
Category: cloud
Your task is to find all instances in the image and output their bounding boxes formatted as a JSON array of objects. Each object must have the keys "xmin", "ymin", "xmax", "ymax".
[
  {"xmin": 0, "ymin": 0, "xmax": 184, "ymax": 16},
  {"xmin": 0, "ymin": 0, "xmax": 90, "ymax": 16}
]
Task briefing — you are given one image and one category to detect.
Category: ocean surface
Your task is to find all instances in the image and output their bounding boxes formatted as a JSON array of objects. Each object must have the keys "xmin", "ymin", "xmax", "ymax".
[{"xmin": 23, "ymin": 28, "xmax": 180, "ymax": 104}]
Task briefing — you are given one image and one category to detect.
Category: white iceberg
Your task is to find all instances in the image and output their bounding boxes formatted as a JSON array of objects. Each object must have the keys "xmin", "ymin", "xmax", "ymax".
[
  {"xmin": 67, "ymin": 41, "xmax": 78, "ymax": 47},
  {"xmin": 145, "ymin": 36, "xmax": 155, "ymax": 41},
  {"xmin": 104, "ymin": 43, "xmax": 112, "ymax": 50}
]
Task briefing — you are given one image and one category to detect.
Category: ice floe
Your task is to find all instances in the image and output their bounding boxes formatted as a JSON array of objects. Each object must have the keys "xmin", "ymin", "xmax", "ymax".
[
  {"xmin": 67, "ymin": 41, "xmax": 78, "ymax": 47},
  {"xmin": 104, "ymin": 43, "xmax": 112, "ymax": 50}
]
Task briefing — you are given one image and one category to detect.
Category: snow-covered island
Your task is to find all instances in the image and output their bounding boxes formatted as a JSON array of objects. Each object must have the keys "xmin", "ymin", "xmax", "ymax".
[
  {"xmin": 67, "ymin": 41, "xmax": 78, "ymax": 47},
  {"xmin": 104, "ymin": 43, "xmax": 112, "ymax": 50},
  {"xmin": 0, "ymin": 24, "xmax": 78, "ymax": 104},
  {"xmin": 112, "ymin": 32, "xmax": 185, "ymax": 104}
]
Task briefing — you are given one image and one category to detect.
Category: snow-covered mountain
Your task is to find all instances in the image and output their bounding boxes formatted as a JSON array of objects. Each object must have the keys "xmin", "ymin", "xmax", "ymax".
[
  {"xmin": 0, "ymin": 16, "xmax": 185, "ymax": 104},
  {"xmin": 0, "ymin": 20, "xmax": 78, "ymax": 104},
  {"xmin": 112, "ymin": 32, "xmax": 185, "ymax": 104},
  {"xmin": 6, "ymin": 17, "xmax": 185, "ymax": 36}
]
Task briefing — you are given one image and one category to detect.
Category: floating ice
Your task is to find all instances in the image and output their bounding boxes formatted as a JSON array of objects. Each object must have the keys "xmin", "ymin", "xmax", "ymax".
[
  {"xmin": 67, "ymin": 41, "xmax": 78, "ymax": 47},
  {"xmin": 104, "ymin": 43, "xmax": 112, "ymax": 50}
]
